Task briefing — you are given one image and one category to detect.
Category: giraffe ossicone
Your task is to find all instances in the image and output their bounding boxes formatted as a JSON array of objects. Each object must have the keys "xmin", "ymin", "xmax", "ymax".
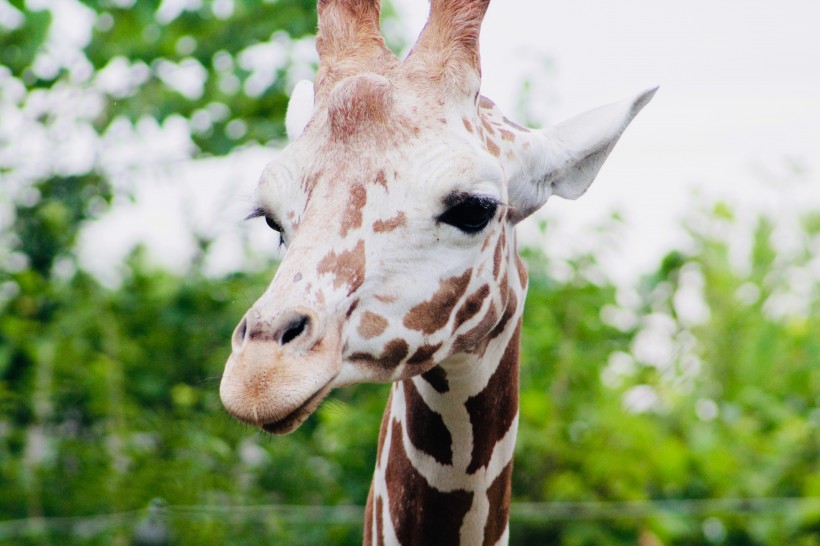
[
  {"xmin": 220, "ymin": 0, "xmax": 655, "ymax": 543},
  {"xmin": 285, "ymin": 79, "xmax": 315, "ymax": 140}
]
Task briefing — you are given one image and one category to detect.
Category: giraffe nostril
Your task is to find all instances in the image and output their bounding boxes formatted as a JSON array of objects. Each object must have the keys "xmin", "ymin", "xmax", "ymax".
[
  {"xmin": 280, "ymin": 315, "xmax": 309, "ymax": 346},
  {"xmin": 233, "ymin": 316, "xmax": 249, "ymax": 349}
]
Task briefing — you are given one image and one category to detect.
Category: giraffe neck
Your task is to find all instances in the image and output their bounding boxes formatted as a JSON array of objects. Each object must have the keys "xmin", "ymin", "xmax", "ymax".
[{"xmin": 365, "ymin": 317, "xmax": 522, "ymax": 546}]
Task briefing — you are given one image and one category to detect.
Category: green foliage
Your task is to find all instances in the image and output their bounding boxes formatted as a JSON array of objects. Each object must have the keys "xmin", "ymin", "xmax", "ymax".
[
  {"xmin": 0, "ymin": 3, "xmax": 50, "ymax": 79},
  {"xmin": 509, "ymin": 209, "xmax": 820, "ymax": 544},
  {"xmin": 0, "ymin": 0, "xmax": 316, "ymax": 157},
  {"xmin": 85, "ymin": 0, "xmax": 317, "ymax": 154}
]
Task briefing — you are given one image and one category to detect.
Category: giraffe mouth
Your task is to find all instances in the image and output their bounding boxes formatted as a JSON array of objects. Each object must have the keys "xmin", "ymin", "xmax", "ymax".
[{"xmin": 260, "ymin": 382, "xmax": 332, "ymax": 434}]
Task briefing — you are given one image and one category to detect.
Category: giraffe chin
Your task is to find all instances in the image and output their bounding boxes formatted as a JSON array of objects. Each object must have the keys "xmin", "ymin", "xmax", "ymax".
[
  {"xmin": 220, "ymin": 352, "xmax": 341, "ymax": 435},
  {"xmin": 259, "ymin": 383, "xmax": 332, "ymax": 435}
]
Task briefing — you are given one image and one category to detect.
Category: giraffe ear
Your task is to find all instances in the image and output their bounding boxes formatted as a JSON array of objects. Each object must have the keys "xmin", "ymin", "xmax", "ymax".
[
  {"xmin": 285, "ymin": 80, "xmax": 315, "ymax": 141},
  {"xmin": 508, "ymin": 87, "xmax": 657, "ymax": 223}
]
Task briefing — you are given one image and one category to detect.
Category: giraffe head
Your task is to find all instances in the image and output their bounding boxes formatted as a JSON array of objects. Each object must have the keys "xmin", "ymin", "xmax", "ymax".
[{"xmin": 220, "ymin": 0, "xmax": 655, "ymax": 433}]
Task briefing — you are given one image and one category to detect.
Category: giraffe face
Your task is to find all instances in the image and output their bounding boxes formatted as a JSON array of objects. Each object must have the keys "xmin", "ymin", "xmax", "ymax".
[
  {"xmin": 220, "ymin": 66, "xmax": 654, "ymax": 433},
  {"xmin": 220, "ymin": 75, "xmax": 524, "ymax": 434},
  {"xmin": 219, "ymin": 54, "xmax": 654, "ymax": 434}
]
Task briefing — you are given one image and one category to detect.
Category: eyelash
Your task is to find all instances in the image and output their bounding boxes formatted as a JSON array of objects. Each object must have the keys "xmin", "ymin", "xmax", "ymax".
[{"xmin": 246, "ymin": 208, "xmax": 286, "ymax": 247}]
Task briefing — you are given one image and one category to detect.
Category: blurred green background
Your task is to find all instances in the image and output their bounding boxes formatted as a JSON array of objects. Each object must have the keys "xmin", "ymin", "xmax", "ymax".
[{"xmin": 1, "ymin": 1, "xmax": 818, "ymax": 545}]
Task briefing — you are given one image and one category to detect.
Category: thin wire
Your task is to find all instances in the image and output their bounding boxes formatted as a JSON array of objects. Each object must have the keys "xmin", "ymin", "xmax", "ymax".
[
  {"xmin": 0, "ymin": 510, "xmax": 144, "ymax": 539},
  {"xmin": 510, "ymin": 497, "xmax": 820, "ymax": 521},
  {"xmin": 1, "ymin": 498, "xmax": 818, "ymax": 539}
]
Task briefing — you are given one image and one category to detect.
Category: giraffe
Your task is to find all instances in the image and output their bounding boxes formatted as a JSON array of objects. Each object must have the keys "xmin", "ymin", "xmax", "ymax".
[{"xmin": 219, "ymin": 0, "xmax": 655, "ymax": 544}]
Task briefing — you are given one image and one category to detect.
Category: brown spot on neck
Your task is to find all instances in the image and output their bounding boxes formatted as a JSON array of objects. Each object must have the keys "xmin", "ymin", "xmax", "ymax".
[
  {"xmin": 498, "ymin": 271, "xmax": 510, "ymax": 310},
  {"xmin": 375, "ymin": 389, "xmax": 393, "ymax": 462},
  {"xmin": 488, "ymin": 289, "xmax": 517, "ymax": 341},
  {"xmin": 365, "ymin": 483, "xmax": 387, "ymax": 546},
  {"xmin": 365, "ymin": 486, "xmax": 375, "ymax": 546},
  {"xmin": 454, "ymin": 284, "xmax": 490, "ymax": 330},
  {"xmin": 403, "ymin": 380, "xmax": 453, "ymax": 465},
  {"xmin": 421, "ymin": 366, "xmax": 449, "ymax": 394},
  {"xmin": 515, "ymin": 253, "xmax": 528, "ymax": 288},
  {"xmin": 493, "ymin": 232, "xmax": 504, "ymax": 278},
  {"xmin": 403, "ymin": 269, "xmax": 472, "ymax": 335},
  {"xmin": 386, "ymin": 420, "xmax": 473, "ymax": 545},
  {"xmin": 350, "ymin": 338, "xmax": 409, "ymax": 369},
  {"xmin": 407, "ymin": 342, "xmax": 443, "ymax": 367},
  {"xmin": 375, "ymin": 496, "xmax": 385, "ymax": 546},
  {"xmin": 464, "ymin": 322, "xmax": 521, "ymax": 474},
  {"xmin": 483, "ymin": 460, "xmax": 513, "ymax": 546},
  {"xmin": 451, "ymin": 301, "xmax": 499, "ymax": 354}
]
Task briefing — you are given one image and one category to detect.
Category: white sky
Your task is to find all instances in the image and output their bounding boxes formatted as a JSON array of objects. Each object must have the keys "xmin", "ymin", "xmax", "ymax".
[
  {"xmin": 80, "ymin": 0, "xmax": 820, "ymax": 285},
  {"xmin": 397, "ymin": 0, "xmax": 820, "ymax": 282}
]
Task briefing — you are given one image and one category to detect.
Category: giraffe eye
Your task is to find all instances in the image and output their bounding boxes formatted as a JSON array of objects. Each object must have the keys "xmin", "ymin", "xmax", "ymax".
[
  {"xmin": 439, "ymin": 195, "xmax": 499, "ymax": 234},
  {"xmin": 264, "ymin": 216, "xmax": 287, "ymax": 247},
  {"xmin": 265, "ymin": 216, "xmax": 283, "ymax": 233},
  {"xmin": 245, "ymin": 208, "xmax": 286, "ymax": 246}
]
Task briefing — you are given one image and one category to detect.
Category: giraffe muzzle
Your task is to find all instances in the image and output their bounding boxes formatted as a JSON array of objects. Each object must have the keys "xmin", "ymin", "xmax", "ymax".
[{"xmin": 220, "ymin": 307, "xmax": 342, "ymax": 434}]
